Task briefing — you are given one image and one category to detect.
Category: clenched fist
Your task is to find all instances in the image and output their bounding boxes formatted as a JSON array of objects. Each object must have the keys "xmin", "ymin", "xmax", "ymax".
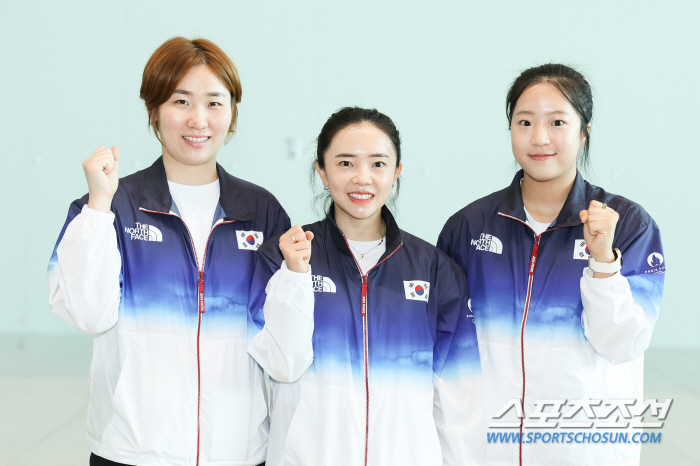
[
  {"xmin": 83, "ymin": 146, "xmax": 120, "ymax": 213},
  {"xmin": 280, "ymin": 225, "xmax": 314, "ymax": 273},
  {"xmin": 579, "ymin": 200, "xmax": 619, "ymax": 265}
]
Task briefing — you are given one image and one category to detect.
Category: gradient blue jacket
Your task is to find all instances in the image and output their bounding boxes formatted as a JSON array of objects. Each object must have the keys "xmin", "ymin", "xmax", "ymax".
[
  {"xmin": 48, "ymin": 157, "xmax": 290, "ymax": 466},
  {"xmin": 249, "ymin": 206, "xmax": 483, "ymax": 466},
  {"xmin": 438, "ymin": 170, "xmax": 665, "ymax": 466}
]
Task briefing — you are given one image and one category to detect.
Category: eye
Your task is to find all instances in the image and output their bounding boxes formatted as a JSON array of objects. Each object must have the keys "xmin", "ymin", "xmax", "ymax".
[
  {"xmin": 175, "ymin": 99, "xmax": 188, "ymax": 105},
  {"xmin": 552, "ymin": 120, "xmax": 565, "ymax": 126},
  {"xmin": 209, "ymin": 102, "xmax": 222, "ymax": 107},
  {"xmin": 518, "ymin": 120, "xmax": 531, "ymax": 127},
  {"xmin": 339, "ymin": 160, "xmax": 352, "ymax": 167},
  {"xmin": 372, "ymin": 161, "xmax": 386, "ymax": 168}
]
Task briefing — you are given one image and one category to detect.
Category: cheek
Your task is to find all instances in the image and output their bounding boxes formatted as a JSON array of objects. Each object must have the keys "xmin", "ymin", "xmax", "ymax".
[
  {"xmin": 160, "ymin": 111, "xmax": 183, "ymax": 133},
  {"xmin": 511, "ymin": 132, "xmax": 529, "ymax": 157},
  {"xmin": 325, "ymin": 170, "xmax": 346, "ymax": 192},
  {"xmin": 214, "ymin": 110, "xmax": 233, "ymax": 133},
  {"xmin": 559, "ymin": 130, "xmax": 582, "ymax": 155}
]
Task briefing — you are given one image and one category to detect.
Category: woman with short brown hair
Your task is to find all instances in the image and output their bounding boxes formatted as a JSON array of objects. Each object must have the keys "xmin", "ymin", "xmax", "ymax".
[{"xmin": 48, "ymin": 37, "xmax": 287, "ymax": 466}]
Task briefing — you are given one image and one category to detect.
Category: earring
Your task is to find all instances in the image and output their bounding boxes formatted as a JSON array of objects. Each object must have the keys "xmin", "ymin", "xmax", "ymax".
[{"xmin": 323, "ymin": 185, "xmax": 329, "ymax": 191}]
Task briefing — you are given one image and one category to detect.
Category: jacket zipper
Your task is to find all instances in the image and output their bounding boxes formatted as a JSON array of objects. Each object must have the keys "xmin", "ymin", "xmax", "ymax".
[
  {"xmin": 498, "ymin": 213, "xmax": 560, "ymax": 466},
  {"xmin": 342, "ymin": 236, "xmax": 402, "ymax": 466},
  {"xmin": 139, "ymin": 208, "xmax": 235, "ymax": 466}
]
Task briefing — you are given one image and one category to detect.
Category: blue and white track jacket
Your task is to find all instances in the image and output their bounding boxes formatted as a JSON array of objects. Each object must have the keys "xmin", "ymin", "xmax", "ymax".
[
  {"xmin": 248, "ymin": 206, "xmax": 483, "ymax": 466},
  {"xmin": 438, "ymin": 171, "xmax": 665, "ymax": 466},
  {"xmin": 48, "ymin": 157, "xmax": 290, "ymax": 466}
]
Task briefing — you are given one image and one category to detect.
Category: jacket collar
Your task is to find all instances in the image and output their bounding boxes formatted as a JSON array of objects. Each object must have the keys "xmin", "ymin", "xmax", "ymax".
[
  {"xmin": 327, "ymin": 203, "xmax": 403, "ymax": 262},
  {"xmin": 138, "ymin": 156, "xmax": 254, "ymax": 222},
  {"xmin": 498, "ymin": 169, "xmax": 585, "ymax": 229}
]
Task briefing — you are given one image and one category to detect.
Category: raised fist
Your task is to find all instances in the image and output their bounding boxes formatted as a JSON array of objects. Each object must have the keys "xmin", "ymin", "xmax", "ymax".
[
  {"xmin": 279, "ymin": 225, "xmax": 314, "ymax": 273},
  {"xmin": 579, "ymin": 200, "xmax": 619, "ymax": 264},
  {"xmin": 83, "ymin": 146, "xmax": 120, "ymax": 212}
]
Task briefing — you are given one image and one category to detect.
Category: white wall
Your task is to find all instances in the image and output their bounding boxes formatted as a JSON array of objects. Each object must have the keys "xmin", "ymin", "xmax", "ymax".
[{"xmin": 1, "ymin": 1, "xmax": 697, "ymax": 347}]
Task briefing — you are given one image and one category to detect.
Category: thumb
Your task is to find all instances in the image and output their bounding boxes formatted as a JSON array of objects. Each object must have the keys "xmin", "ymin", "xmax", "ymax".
[
  {"xmin": 111, "ymin": 146, "xmax": 120, "ymax": 171},
  {"xmin": 579, "ymin": 210, "xmax": 588, "ymax": 224},
  {"xmin": 305, "ymin": 231, "xmax": 314, "ymax": 241}
]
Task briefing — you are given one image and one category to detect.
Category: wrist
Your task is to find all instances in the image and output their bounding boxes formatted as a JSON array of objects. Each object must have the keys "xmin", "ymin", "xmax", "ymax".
[
  {"xmin": 591, "ymin": 250, "xmax": 616, "ymax": 263},
  {"xmin": 588, "ymin": 248, "xmax": 622, "ymax": 275},
  {"xmin": 87, "ymin": 194, "xmax": 113, "ymax": 213},
  {"xmin": 282, "ymin": 260, "xmax": 310, "ymax": 275}
]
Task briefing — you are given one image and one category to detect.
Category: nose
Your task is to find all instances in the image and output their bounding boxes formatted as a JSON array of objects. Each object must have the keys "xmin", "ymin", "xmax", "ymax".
[
  {"xmin": 531, "ymin": 123, "xmax": 550, "ymax": 147},
  {"xmin": 352, "ymin": 163, "xmax": 372, "ymax": 186},
  {"xmin": 188, "ymin": 106, "xmax": 208, "ymax": 131}
]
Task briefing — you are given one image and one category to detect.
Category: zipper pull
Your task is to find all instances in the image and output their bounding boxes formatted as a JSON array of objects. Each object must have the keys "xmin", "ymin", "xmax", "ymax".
[
  {"xmin": 361, "ymin": 276, "xmax": 368, "ymax": 316},
  {"xmin": 198, "ymin": 271, "xmax": 205, "ymax": 313},
  {"xmin": 529, "ymin": 236, "xmax": 540, "ymax": 276}
]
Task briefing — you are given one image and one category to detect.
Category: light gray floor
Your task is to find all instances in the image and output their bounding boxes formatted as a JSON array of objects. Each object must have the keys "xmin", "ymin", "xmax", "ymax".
[{"xmin": 1, "ymin": 335, "xmax": 698, "ymax": 465}]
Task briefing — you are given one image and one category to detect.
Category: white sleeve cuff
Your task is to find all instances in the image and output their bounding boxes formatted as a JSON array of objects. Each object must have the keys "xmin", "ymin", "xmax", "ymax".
[
  {"xmin": 279, "ymin": 260, "xmax": 313, "ymax": 283},
  {"xmin": 582, "ymin": 266, "xmax": 625, "ymax": 291},
  {"xmin": 81, "ymin": 204, "xmax": 116, "ymax": 224}
]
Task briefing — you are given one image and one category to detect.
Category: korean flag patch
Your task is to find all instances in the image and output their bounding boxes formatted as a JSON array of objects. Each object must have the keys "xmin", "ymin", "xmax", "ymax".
[
  {"xmin": 573, "ymin": 239, "xmax": 590, "ymax": 260},
  {"xmin": 403, "ymin": 280, "xmax": 430, "ymax": 302},
  {"xmin": 237, "ymin": 230, "xmax": 264, "ymax": 250}
]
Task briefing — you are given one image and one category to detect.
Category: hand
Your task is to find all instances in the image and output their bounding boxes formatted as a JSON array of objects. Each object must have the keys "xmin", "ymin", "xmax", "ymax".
[
  {"xmin": 279, "ymin": 225, "xmax": 314, "ymax": 273},
  {"xmin": 83, "ymin": 146, "xmax": 120, "ymax": 213},
  {"xmin": 579, "ymin": 200, "xmax": 619, "ymax": 264}
]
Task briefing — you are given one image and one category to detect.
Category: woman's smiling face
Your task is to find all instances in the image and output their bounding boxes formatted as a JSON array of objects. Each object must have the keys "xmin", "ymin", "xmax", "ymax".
[
  {"xmin": 316, "ymin": 122, "xmax": 401, "ymax": 226},
  {"xmin": 510, "ymin": 82, "xmax": 587, "ymax": 184},
  {"xmin": 156, "ymin": 65, "xmax": 232, "ymax": 171}
]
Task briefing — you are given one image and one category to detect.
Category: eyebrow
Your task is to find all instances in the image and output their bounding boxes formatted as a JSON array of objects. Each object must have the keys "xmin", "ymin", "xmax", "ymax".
[
  {"xmin": 334, "ymin": 153, "xmax": 390, "ymax": 158},
  {"xmin": 174, "ymin": 89, "xmax": 229, "ymax": 98},
  {"xmin": 515, "ymin": 110, "xmax": 569, "ymax": 116}
]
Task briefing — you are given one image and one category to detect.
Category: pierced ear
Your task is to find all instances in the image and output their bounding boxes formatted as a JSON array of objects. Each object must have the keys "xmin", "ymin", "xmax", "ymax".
[
  {"xmin": 315, "ymin": 161, "xmax": 328, "ymax": 187},
  {"xmin": 580, "ymin": 124, "xmax": 591, "ymax": 148},
  {"xmin": 394, "ymin": 162, "xmax": 403, "ymax": 182}
]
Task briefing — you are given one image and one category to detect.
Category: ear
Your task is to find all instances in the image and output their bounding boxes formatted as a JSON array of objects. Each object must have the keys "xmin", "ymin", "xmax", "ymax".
[
  {"xmin": 580, "ymin": 124, "xmax": 591, "ymax": 148},
  {"xmin": 393, "ymin": 162, "xmax": 403, "ymax": 183},
  {"xmin": 315, "ymin": 161, "xmax": 328, "ymax": 188}
]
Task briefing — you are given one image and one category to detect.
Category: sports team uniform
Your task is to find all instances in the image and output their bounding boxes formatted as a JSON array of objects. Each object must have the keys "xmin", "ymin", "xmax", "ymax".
[
  {"xmin": 48, "ymin": 157, "xmax": 290, "ymax": 466},
  {"xmin": 438, "ymin": 170, "xmax": 665, "ymax": 466},
  {"xmin": 248, "ymin": 206, "xmax": 483, "ymax": 466}
]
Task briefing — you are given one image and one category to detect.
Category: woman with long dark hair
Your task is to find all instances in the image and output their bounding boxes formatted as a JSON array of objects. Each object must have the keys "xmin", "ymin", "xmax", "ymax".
[
  {"xmin": 248, "ymin": 107, "xmax": 482, "ymax": 466},
  {"xmin": 438, "ymin": 64, "xmax": 665, "ymax": 466}
]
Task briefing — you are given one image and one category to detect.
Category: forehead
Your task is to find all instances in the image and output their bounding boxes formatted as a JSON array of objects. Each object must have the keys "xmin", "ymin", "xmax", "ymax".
[
  {"xmin": 175, "ymin": 65, "xmax": 230, "ymax": 95},
  {"xmin": 327, "ymin": 123, "xmax": 396, "ymax": 157},
  {"xmin": 514, "ymin": 82, "xmax": 576, "ymax": 114}
]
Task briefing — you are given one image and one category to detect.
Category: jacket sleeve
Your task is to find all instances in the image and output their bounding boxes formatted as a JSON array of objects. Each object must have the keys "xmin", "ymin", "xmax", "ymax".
[
  {"xmin": 267, "ymin": 198, "xmax": 292, "ymax": 238},
  {"xmin": 247, "ymin": 239, "xmax": 314, "ymax": 383},
  {"xmin": 47, "ymin": 203, "xmax": 122, "ymax": 334},
  {"xmin": 433, "ymin": 257, "xmax": 484, "ymax": 466},
  {"xmin": 580, "ymin": 217, "xmax": 665, "ymax": 364}
]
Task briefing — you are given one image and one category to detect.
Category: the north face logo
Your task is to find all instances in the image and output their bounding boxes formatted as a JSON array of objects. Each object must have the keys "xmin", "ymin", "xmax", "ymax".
[
  {"xmin": 471, "ymin": 233, "xmax": 502, "ymax": 254},
  {"xmin": 312, "ymin": 275, "xmax": 336, "ymax": 293},
  {"xmin": 125, "ymin": 222, "xmax": 162, "ymax": 242}
]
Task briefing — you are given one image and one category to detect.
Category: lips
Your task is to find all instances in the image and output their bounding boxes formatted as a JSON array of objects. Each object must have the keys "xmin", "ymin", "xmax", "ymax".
[
  {"xmin": 348, "ymin": 192, "xmax": 375, "ymax": 205},
  {"xmin": 529, "ymin": 153, "xmax": 555, "ymax": 161},
  {"xmin": 182, "ymin": 136, "xmax": 211, "ymax": 148}
]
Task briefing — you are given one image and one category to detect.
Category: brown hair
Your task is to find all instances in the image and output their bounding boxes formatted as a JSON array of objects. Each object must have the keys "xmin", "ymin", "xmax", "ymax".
[{"xmin": 140, "ymin": 37, "xmax": 242, "ymax": 143}]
